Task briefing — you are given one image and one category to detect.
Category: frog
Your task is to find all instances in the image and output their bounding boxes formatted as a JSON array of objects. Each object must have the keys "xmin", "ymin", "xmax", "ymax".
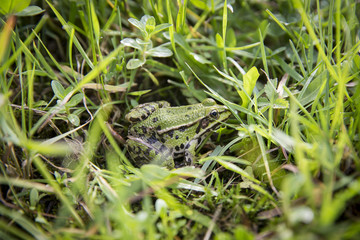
[{"xmin": 125, "ymin": 98, "xmax": 231, "ymax": 169}]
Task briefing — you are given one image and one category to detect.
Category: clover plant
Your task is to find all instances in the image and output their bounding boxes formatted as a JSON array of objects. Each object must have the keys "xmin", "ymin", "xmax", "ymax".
[
  {"xmin": 121, "ymin": 15, "xmax": 172, "ymax": 69},
  {"xmin": 51, "ymin": 80, "xmax": 84, "ymax": 126}
]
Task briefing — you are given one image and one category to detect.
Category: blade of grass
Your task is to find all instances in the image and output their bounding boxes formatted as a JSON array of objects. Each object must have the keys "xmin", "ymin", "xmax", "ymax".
[
  {"xmin": 33, "ymin": 31, "xmax": 74, "ymax": 85},
  {"xmin": 98, "ymin": 113, "xmax": 132, "ymax": 167},
  {"xmin": 166, "ymin": 0, "xmax": 177, "ymax": 59},
  {"xmin": 186, "ymin": 9, "xmax": 210, "ymax": 39},
  {"xmin": 0, "ymin": 15, "xmax": 16, "ymax": 63},
  {"xmin": 176, "ymin": 0, "xmax": 188, "ymax": 34},
  {"xmin": 32, "ymin": 43, "xmax": 57, "ymax": 80},
  {"xmin": 266, "ymin": 9, "xmax": 295, "ymax": 40},
  {"xmin": 289, "ymin": 97, "xmax": 315, "ymax": 207},
  {"xmin": 46, "ymin": 0, "xmax": 94, "ymax": 69},
  {"xmin": 102, "ymin": 0, "xmax": 118, "ymax": 31},
  {"xmin": 259, "ymin": 29, "xmax": 268, "ymax": 75},
  {"xmin": 0, "ymin": 219, "xmax": 33, "ymax": 240},
  {"xmin": 292, "ymin": 0, "xmax": 338, "ymax": 81},
  {"xmin": 32, "ymin": 154, "xmax": 84, "ymax": 226},
  {"xmin": 283, "ymin": 85, "xmax": 318, "ymax": 126},
  {"xmin": 212, "ymin": 157, "xmax": 260, "ymax": 184},
  {"xmin": 0, "ymin": 205, "xmax": 48, "ymax": 240},
  {"xmin": 26, "ymin": 58, "xmax": 35, "ymax": 136},
  {"xmin": 0, "ymin": 14, "xmax": 48, "ymax": 74},
  {"xmin": 255, "ymin": 132, "xmax": 280, "ymax": 197},
  {"xmin": 86, "ymin": 0, "xmax": 100, "ymax": 65},
  {"xmin": 222, "ymin": 0, "xmax": 228, "ymax": 71}
]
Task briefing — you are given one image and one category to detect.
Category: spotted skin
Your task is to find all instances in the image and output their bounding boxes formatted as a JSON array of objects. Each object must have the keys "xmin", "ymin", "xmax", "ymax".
[{"xmin": 125, "ymin": 98, "xmax": 231, "ymax": 168}]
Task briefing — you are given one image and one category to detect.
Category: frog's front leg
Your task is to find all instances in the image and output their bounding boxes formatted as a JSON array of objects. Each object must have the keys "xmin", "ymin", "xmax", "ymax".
[{"xmin": 126, "ymin": 136, "xmax": 175, "ymax": 169}]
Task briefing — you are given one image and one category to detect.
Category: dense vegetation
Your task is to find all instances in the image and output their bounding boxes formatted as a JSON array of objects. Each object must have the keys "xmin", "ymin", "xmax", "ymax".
[{"xmin": 1, "ymin": 0, "xmax": 359, "ymax": 239}]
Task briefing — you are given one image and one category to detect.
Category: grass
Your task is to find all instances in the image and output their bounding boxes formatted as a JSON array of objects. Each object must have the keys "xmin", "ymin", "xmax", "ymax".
[{"xmin": 1, "ymin": 0, "xmax": 360, "ymax": 239}]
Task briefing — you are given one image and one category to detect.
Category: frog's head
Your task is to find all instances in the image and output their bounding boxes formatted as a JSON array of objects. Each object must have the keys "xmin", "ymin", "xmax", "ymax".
[{"xmin": 197, "ymin": 98, "xmax": 231, "ymax": 134}]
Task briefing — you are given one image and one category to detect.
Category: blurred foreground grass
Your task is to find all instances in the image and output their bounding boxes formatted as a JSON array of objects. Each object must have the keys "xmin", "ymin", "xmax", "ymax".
[{"xmin": 1, "ymin": 0, "xmax": 360, "ymax": 239}]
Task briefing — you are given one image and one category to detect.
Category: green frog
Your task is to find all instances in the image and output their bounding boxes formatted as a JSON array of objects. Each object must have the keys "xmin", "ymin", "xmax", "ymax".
[{"xmin": 125, "ymin": 98, "xmax": 231, "ymax": 168}]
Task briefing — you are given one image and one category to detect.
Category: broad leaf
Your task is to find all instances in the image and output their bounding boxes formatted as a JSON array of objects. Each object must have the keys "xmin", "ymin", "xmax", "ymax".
[
  {"xmin": 190, "ymin": 53, "xmax": 211, "ymax": 64},
  {"xmin": 68, "ymin": 114, "xmax": 80, "ymax": 126},
  {"xmin": 144, "ymin": 15, "xmax": 155, "ymax": 33},
  {"xmin": 121, "ymin": 38, "xmax": 142, "ymax": 51},
  {"xmin": 128, "ymin": 89, "xmax": 152, "ymax": 96},
  {"xmin": 146, "ymin": 46, "xmax": 173, "ymax": 57},
  {"xmin": 273, "ymin": 98, "xmax": 289, "ymax": 109},
  {"xmin": 128, "ymin": 18, "xmax": 145, "ymax": 32},
  {"xmin": 66, "ymin": 93, "xmax": 83, "ymax": 107},
  {"xmin": 240, "ymin": 66, "xmax": 259, "ymax": 107},
  {"xmin": 151, "ymin": 23, "xmax": 172, "ymax": 36},
  {"xmin": 0, "ymin": 0, "xmax": 30, "ymax": 15},
  {"xmin": 136, "ymin": 38, "xmax": 152, "ymax": 46},
  {"xmin": 15, "ymin": 6, "xmax": 44, "ymax": 17},
  {"xmin": 126, "ymin": 58, "xmax": 145, "ymax": 69},
  {"xmin": 51, "ymin": 80, "xmax": 65, "ymax": 99}
]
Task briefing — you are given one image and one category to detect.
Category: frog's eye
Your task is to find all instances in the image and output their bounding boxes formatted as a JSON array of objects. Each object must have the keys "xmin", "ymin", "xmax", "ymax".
[{"xmin": 209, "ymin": 109, "xmax": 219, "ymax": 119}]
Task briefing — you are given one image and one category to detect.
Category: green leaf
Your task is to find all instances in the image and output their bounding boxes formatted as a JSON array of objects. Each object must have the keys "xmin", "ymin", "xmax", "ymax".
[
  {"xmin": 15, "ymin": 6, "xmax": 44, "ymax": 17},
  {"xmin": 214, "ymin": 157, "xmax": 261, "ymax": 184},
  {"xmin": 128, "ymin": 18, "xmax": 145, "ymax": 32},
  {"xmin": 273, "ymin": 98, "xmax": 289, "ymax": 109},
  {"xmin": 264, "ymin": 78, "xmax": 277, "ymax": 100},
  {"xmin": 68, "ymin": 114, "xmax": 80, "ymax": 126},
  {"xmin": 191, "ymin": 0, "xmax": 208, "ymax": 10},
  {"xmin": 126, "ymin": 58, "xmax": 145, "ymax": 69},
  {"xmin": 54, "ymin": 171, "xmax": 62, "ymax": 184},
  {"xmin": 248, "ymin": 182, "xmax": 275, "ymax": 201},
  {"xmin": 51, "ymin": 80, "xmax": 65, "ymax": 99},
  {"xmin": 90, "ymin": 0, "xmax": 100, "ymax": 43},
  {"xmin": 146, "ymin": 46, "xmax": 173, "ymax": 57},
  {"xmin": 136, "ymin": 38, "xmax": 152, "ymax": 46},
  {"xmin": 121, "ymin": 38, "xmax": 142, "ymax": 51},
  {"xmin": 142, "ymin": 68, "xmax": 159, "ymax": 86},
  {"xmin": 0, "ymin": 0, "xmax": 30, "ymax": 15},
  {"xmin": 63, "ymin": 86, "xmax": 74, "ymax": 96},
  {"xmin": 190, "ymin": 52, "xmax": 211, "ymax": 64},
  {"xmin": 33, "ymin": 100, "xmax": 48, "ymax": 108},
  {"xmin": 171, "ymin": 167, "xmax": 204, "ymax": 178},
  {"xmin": 216, "ymin": 33, "xmax": 225, "ymax": 66},
  {"xmin": 35, "ymin": 213, "xmax": 49, "ymax": 224},
  {"xmin": 226, "ymin": 28, "xmax": 237, "ymax": 48},
  {"xmin": 240, "ymin": 67, "xmax": 260, "ymax": 107},
  {"xmin": 244, "ymin": 67, "xmax": 259, "ymax": 96},
  {"xmin": 141, "ymin": 164, "xmax": 171, "ymax": 182},
  {"xmin": 29, "ymin": 188, "xmax": 39, "ymax": 209},
  {"xmin": 179, "ymin": 70, "xmax": 189, "ymax": 87},
  {"xmin": 233, "ymin": 226, "xmax": 255, "ymax": 240},
  {"xmin": 144, "ymin": 15, "xmax": 156, "ymax": 33},
  {"xmin": 222, "ymin": 0, "xmax": 228, "ymax": 43},
  {"xmin": 66, "ymin": 93, "xmax": 83, "ymax": 107},
  {"xmin": 273, "ymin": 55, "xmax": 303, "ymax": 82},
  {"xmin": 216, "ymin": 33, "xmax": 223, "ymax": 48},
  {"xmin": 151, "ymin": 23, "xmax": 172, "ymax": 36},
  {"xmin": 128, "ymin": 89, "xmax": 152, "ymax": 96},
  {"xmin": 176, "ymin": 0, "xmax": 187, "ymax": 34},
  {"xmin": 168, "ymin": 32, "xmax": 192, "ymax": 51}
]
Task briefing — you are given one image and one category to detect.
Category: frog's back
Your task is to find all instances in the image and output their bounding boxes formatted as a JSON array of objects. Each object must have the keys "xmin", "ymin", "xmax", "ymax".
[{"xmin": 125, "ymin": 101, "xmax": 170, "ymax": 123}]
